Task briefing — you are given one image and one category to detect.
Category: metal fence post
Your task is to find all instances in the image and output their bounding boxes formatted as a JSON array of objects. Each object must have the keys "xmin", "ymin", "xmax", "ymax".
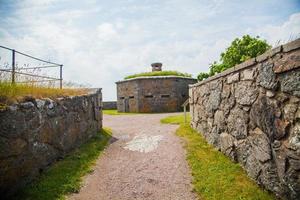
[
  {"xmin": 60, "ymin": 65, "xmax": 63, "ymax": 89},
  {"xmin": 12, "ymin": 49, "xmax": 15, "ymax": 84}
]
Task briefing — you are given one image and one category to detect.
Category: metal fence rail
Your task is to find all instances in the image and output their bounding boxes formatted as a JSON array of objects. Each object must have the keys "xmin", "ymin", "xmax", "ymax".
[{"xmin": 0, "ymin": 45, "xmax": 63, "ymax": 88}]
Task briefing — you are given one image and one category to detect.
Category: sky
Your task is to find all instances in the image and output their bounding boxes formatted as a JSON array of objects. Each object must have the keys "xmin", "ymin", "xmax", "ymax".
[{"xmin": 0, "ymin": 0, "xmax": 300, "ymax": 100}]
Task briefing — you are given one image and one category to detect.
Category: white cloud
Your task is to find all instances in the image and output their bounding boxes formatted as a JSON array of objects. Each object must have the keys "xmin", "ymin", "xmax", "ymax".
[
  {"xmin": 253, "ymin": 13, "xmax": 300, "ymax": 46},
  {"xmin": 0, "ymin": 1, "xmax": 299, "ymax": 100},
  {"xmin": 97, "ymin": 23, "xmax": 120, "ymax": 41}
]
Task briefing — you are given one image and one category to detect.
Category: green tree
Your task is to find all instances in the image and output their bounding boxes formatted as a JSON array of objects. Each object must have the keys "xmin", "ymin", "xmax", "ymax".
[
  {"xmin": 198, "ymin": 35, "xmax": 271, "ymax": 80},
  {"xmin": 197, "ymin": 72, "xmax": 209, "ymax": 81}
]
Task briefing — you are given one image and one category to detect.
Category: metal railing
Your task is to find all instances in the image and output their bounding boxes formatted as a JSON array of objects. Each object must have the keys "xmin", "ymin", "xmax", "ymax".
[{"xmin": 0, "ymin": 45, "xmax": 63, "ymax": 88}]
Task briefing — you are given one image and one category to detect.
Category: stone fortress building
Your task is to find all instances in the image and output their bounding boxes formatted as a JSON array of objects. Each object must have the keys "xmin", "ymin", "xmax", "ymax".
[{"xmin": 116, "ymin": 63, "xmax": 197, "ymax": 113}]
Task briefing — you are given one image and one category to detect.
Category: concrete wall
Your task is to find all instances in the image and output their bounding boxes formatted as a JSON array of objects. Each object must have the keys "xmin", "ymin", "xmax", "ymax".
[
  {"xmin": 103, "ymin": 101, "xmax": 117, "ymax": 110},
  {"xmin": 189, "ymin": 39, "xmax": 300, "ymax": 200},
  {"xmin": 116, "ymin": 77, "xmax": 197, "ymax": 113},
  {"xmin": 0, "ymin": 89, "xmax": 102, "ymax": 197}
]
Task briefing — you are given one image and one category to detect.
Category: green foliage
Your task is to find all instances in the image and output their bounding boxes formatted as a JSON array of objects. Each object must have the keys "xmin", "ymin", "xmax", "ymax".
[
  {"xmin": 198, "ymin": 35, "xmax": 271, "ymax": 79},
  {"xmin": 161, "ymin": 114, "xmax": 275, "ymax": 200},
  {"xmin": 14, "ymin": 128, "xmax": 112, "ymax": 200},
  {"xmin": 197, "ymin": 72, "xmax": 210, "ymax": 81},
  {"xmin": 124, "ymin": 70, "xmax": 192, "ymax": 80}
]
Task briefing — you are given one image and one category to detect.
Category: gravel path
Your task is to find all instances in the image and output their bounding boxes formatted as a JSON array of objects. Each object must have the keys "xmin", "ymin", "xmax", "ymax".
[{"xmin": 68, "ymin": 113, "xmax": 196, "ymax": 200}]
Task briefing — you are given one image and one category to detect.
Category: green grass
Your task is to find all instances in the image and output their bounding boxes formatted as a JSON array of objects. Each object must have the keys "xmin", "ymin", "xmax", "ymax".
[
  {"xmin": 14, "ymin": 128, "xmax": 112, "ymax": 200},
  {"xmin": 103, "ymin": 109, "xmax": 139, "ymax": 115},
  {"xmin": 0, "ymin": 82, "xmax": 87, "ymax": 105},
  {"xmin": 124, "ymin": 70, "xmax": 192, "ymax": 80},
  {"xmin": 160, "ymin": 113, "xmax": 191, "ymax": 124},
  {"xmin": 161, "ymin": 114, "xmax": 275, "ymax": 200}
]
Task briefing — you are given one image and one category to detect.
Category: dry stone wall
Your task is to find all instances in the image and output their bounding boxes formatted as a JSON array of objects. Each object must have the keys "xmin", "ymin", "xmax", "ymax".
[
  {"xmin": 189, "ymin": 39, "xmax": 300, "ymax": 200},
  {"xmin": 0, "ymin": 89, "xmax": 102, "ymax": 197}
]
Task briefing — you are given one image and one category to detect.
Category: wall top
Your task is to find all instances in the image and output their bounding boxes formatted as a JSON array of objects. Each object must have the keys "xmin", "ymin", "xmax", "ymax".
[{"xmin": 190, "ymin": 38, "xmax": 300, "ymax": 88}]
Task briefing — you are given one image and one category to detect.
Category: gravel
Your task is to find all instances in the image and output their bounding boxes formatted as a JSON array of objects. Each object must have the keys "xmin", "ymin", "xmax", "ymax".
[{"xmin": 68, "ymin": 113, "xmax": 197, "ymax": 200}]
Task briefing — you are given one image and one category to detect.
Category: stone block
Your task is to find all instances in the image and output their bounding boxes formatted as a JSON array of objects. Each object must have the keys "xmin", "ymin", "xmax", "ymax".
[
  {"xmin": 234, "ymin": 81, "xmax": 258, "ymax": 106},
  {"xmin": 278, "ymin": 69, "xmax": 300, "ymax": 97},
  {"xmin": 227, "ymin": 106, "xmax": 249, "ymax": 139},
  {"xmin": 227, "ymin": 72, "xmax": 240, "ymax": 84},
  {"xmin": 234, "ymin": 58, "xmax": 256, "ymax": 71},
  {"xmin": 256, "ymin": 62, "xmax": 278, "ymax": 90},
  {"xmin": 20, "ymin": 102, "xmax": 34, "ymax": 109},
  {"xmin": 256, "ymin": 46, "xmax": 282, "ymax": 62},
  {"xmin": 249, "ymin": 128, "xmax": 271, "ymax": 163},
  {"xmin": 250, "ymin": 96, "xmax": 277, "ymax": 139},
  {"xmin": 235, "ymin": 139, "xmax": 251, "ymax": 165},
  {"xmin": 220, "ymin": 132, "xmax": 236, "ymax": 161},
  {"xmin": 35, "ymin": 99, "xmax": 45, "ymax": 109},
  {"xmin": 214, "ymin": 110, "xmax": 225, "ymax": 133},
  {"xmin": 241, "ymin": 68, "xmax": 256, "ymax": 80},
  {"xmin": 274, "ymin": 51, "xmax": 300, "ymax": 73},
  {"xmin": 282, "ymin": 38, "xmax": 300, "ymax": 53}
]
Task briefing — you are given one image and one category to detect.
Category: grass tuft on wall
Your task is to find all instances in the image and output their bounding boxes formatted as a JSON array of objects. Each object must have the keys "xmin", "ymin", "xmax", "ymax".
[
  {"xmin": 0, "ymin": 82, "xmax": 87, "ymax": 105},
  {"xmin": 161, "ymin": 114, "xmax": 275, "ymax": 200},
  {"xmin": 13, "ymin": 128, "xmax": 112, "ymax": 200}
]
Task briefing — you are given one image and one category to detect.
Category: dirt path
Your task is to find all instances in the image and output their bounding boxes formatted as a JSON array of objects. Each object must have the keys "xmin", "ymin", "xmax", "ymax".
[{"xmin": 68, "ymin": 113, "xmax": 196, "ymax": 200}]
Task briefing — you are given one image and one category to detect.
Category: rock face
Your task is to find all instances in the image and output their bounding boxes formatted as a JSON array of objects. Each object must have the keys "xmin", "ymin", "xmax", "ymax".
[
  {"xmin": 0, "ymin": 89, "xmax": 103, "ymax": 197},
  {"xmin": 189, "ymin": 39, "xmax": 300, "ymax": 200}
]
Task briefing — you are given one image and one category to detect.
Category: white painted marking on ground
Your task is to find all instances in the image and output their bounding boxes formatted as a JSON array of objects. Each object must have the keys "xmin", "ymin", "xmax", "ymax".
[
  {"xmin": 118, "ymin": 135, "xmax": 130, "ymax": 140},
  {"xmin": 124, "ymin": 134, "xmax": 164, "ymax": 153}
]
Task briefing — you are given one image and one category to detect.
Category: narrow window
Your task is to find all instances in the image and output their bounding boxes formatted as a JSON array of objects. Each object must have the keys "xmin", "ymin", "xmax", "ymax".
[
  {"xmin": 144, "ymin": 95, "xmax": 153, "ymax": 98},
  {"xmin": 161, "ymin": 94, "xmax": 170, "ymax": 98},
  {"xmin": 119, "ymin": 97, "xmax": 125, "ymax": 100},
  {"xmin": 129, "ymin": 96, "xmax": 134, "ymax": 99}
]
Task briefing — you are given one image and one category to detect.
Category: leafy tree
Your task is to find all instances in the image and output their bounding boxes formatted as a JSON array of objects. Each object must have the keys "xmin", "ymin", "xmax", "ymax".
[
  {"xmin": 197, "ymin": 72, "xmax": 209, "ymax": 81},
  {"xmin": 198, "ymin": 35, "xmax": 271, "ymax": 80}
]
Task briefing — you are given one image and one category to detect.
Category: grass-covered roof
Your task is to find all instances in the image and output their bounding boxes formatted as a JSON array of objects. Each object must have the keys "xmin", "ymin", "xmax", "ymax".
[{"xmin": 124, "ymin": 70, "xmax": 192, "ymax": 80}]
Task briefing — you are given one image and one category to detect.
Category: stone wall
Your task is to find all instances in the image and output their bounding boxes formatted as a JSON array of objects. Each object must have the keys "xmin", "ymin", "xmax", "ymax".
[
  {"xmin": 116, "ymin": 76, "xmax": 197, "ymax": 113},
  {"xmin": 189, "ymin": 39, "xmax": 300, "ymax": 200},
  {"xmin": 103, "ymin": 101, "xmax": 117, "ymax": 110},
  {"xmin": 0, "ymin": 89, "xmax": 102, "ymax": 197}
]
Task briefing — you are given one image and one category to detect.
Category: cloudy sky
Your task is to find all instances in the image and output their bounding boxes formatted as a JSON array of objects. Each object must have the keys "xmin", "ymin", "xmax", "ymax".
[{"xmin": 0, "ymin": 0, "xmax": 300, "ymax": 100}]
